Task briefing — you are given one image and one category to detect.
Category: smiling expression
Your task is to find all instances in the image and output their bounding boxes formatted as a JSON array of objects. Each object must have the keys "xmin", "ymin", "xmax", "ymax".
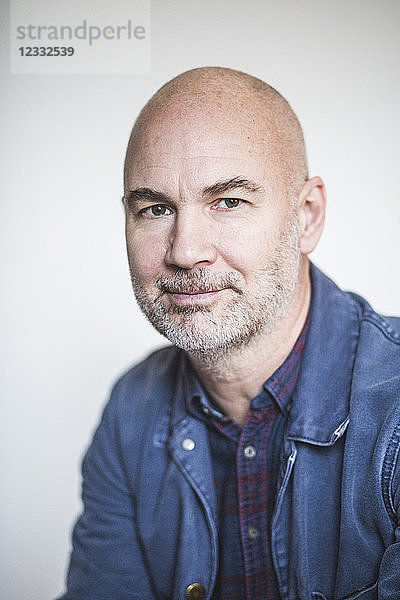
[{"xmin": 123, "ymin": 72, "xmax": 306, "ymax": 357}]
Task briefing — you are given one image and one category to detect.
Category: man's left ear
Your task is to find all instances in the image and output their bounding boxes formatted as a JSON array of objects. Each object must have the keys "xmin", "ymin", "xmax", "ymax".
[{"xmin": 297, "ymin": 176, "xmax": 326, "ymax": 255}]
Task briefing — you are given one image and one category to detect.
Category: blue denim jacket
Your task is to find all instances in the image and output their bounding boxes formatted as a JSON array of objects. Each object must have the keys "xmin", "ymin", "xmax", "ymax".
[{"xmin": 61, "ymin": 265, "xmax": 400, "ymax": 600}]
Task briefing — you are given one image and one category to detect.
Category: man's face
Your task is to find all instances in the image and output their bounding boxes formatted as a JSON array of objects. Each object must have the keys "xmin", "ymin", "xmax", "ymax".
[{"xmin": 124, "ymin": 107, "xmax": 302, "ymax": 358}]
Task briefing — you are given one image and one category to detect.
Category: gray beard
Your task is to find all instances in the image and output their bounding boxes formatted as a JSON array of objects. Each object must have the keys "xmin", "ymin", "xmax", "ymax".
[{"xmin": 130, "ymin": 218, "xmax": 301, "ymax": 361}]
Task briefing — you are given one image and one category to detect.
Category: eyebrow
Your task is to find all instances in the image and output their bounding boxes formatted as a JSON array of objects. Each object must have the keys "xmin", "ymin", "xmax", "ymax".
[
  {"xmin": 124, "ymin": 187, "xmax": 170, "ymax": 206},
  {"xmin": 202, "ymin": 177, "xmax": 264, "ymax": 196},
  {"xmin": 124, "ymin": 176, "xmax": 264, "ymax": 206}
]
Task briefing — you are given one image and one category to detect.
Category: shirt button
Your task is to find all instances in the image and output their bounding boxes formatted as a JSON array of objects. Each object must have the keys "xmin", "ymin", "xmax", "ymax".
[
  {"xmin": 202, "ymin": 407, "xmax": 210, "ymax": 415},
  {"xmin": 182, "ymin": 438, "xmax": 195, "ymax": 451},
  {"xmin": 244, "ymin": 445, "xmax": 257, "ymax": 458},
  {"xmin": 185, "ymin": 582, "xmax": 206, "ymax": 599},
  {"xmin": 248, "ymin": 527, "xmax": 259, "ymax": 539}
]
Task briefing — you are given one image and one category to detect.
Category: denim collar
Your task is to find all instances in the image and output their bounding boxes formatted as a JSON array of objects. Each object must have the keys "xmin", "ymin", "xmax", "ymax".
[{"xmin": 286, "ymin": 263, "xmax": 360, "ymax": 446}]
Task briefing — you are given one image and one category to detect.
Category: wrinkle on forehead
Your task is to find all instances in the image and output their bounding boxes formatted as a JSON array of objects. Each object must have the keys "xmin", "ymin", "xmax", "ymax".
[
  {"xmin": 124, "ymin": 67, "xmax": 308, "ymax": 201},
  {"xmin": 130, "ymin": 157, "xmax": 243, "ymax": 178}
]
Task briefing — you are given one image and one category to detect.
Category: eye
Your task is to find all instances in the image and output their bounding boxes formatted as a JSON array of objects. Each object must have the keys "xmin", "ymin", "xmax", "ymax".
[
  {"xmin": 141, "ymin": 204, "xmax": 173, "ymax": 217},
  {"xmin": 215, "ymin": 198, "xmax": 244, "ymax": 210}
]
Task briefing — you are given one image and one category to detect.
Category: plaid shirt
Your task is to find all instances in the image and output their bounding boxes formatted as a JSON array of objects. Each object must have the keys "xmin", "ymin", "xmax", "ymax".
[{"xmin": 186, "ymin": 318, "xmax": 310, "ymax": 600}]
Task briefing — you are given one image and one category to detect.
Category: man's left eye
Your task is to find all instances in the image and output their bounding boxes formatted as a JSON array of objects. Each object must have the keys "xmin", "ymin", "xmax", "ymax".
[{"xmin": 216, "ymin": 198, "xmax": 243, "ymax": 209}]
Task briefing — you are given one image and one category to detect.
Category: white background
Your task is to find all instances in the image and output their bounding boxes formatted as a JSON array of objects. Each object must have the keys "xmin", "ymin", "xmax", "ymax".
[{"xmin": 1, "ymin": 1, "xmax": 399, "ymax": 598}]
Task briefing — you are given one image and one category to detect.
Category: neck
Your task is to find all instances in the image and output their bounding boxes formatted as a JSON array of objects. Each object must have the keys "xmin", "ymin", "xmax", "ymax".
[{"xmin": 188, "ymin": 259, "xmax": 311, "ymax": 425}]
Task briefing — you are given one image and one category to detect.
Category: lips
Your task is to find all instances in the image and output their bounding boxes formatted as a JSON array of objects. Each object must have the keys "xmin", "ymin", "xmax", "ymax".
[
  {"xmin": 165, "ymin": 288, "xmax": 224, "ymax": 305},
  {"xmin": 165, "ymin": 288, "xmax": 221, "ymax": 295},
  {"xmin": 155, "ymin": 270, "xmax": 244, "ymax": 300}
]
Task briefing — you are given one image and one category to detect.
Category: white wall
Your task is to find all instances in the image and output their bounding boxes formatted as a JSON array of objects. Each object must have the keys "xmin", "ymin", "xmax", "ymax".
[{"xmin": 1, "ymin": 1, "xmax": 399, "ymax": 598}]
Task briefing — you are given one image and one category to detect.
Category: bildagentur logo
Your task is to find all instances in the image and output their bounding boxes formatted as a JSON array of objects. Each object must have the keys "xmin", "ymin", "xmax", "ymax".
[
  {"xmin": 10, "ymin": 0, "xmax": 150, "ymax": 74},
  {"xmin": 15, "ymin": 19, "xmax": 146, "ymax": 46}
]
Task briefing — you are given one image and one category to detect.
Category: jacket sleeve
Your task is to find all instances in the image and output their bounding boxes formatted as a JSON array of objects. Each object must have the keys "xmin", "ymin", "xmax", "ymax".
[
  {"xmin": 378, "ymin": 445, "xmax": 400, "ymax": 598},
  {"xmin": 378, "ymin": 534, "xmax": 400, "ymax": 598},
  {"xmin": 56, "ymin": 394, "xmax": 156, "ymax": 600}
]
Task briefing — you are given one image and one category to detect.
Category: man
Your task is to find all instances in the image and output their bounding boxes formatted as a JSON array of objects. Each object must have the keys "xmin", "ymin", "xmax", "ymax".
[{"xmin": 59, "ymin": 67, "xmax": 400, "ymax": 600}]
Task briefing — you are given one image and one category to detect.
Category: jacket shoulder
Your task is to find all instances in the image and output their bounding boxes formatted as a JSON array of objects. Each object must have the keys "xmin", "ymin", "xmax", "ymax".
[
  {"xmin": 99, "ymin": 345, "xmax": 183, "ymax": 433},
  {"xmin": 349, "ymin": 291, "xmax": 400, "ymax": 345},
  {"xmin": 347, "ymin": 291, "xmax": 400, "ymax": 395},
  {"xmin": 112, "ymin": 345, "xmax": 182, "ymax": 398}
]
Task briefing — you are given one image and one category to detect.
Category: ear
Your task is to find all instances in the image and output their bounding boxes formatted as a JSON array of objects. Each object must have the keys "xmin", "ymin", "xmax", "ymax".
[{"xmin": 297, "ymin": 176, "xmax": 326, "ymax": 255}]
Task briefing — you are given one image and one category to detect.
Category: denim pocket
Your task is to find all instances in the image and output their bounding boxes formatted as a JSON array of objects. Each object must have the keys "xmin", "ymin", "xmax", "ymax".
[
  {"xmin": 312, "ymin": 581, "xmax": 377, "ymax": 600},
  {"xmin": 340, "ymin": 581, "xmax": 377, "ymax": 600}
]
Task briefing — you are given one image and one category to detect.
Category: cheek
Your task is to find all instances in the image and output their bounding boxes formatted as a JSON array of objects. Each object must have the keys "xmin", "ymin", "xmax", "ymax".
[
  {"xmin": 126, "ymin": 228, "xmax": 168, "ymax": 282},
  {"xmin": 218, "ymin": 225, "xmax": 273, "ymax": 276}
]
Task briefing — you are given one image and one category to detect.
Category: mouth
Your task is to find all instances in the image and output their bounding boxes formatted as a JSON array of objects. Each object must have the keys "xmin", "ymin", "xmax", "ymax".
[
  {"xmin": 155, "ymin": 271, "xmax": 244, "ymax": 308},
  {"xmin": 165, "ymin": 288, "xmax": 224, "ymax": 305}
]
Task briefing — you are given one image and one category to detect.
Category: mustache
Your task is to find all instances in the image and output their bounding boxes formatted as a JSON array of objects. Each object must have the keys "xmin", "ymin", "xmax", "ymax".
[{"xmin": 155, "ymin": 269, "xmax": 244, "ymax": 295}]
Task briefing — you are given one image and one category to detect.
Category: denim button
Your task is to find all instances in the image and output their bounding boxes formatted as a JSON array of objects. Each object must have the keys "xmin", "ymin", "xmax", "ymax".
[
  {"xmin": 182, "ymin": 438, "xmax": 195, "ymax": 451},
  {"xmin": 185, "ymin": 582, "xmax": 206, "ymax": 599}
]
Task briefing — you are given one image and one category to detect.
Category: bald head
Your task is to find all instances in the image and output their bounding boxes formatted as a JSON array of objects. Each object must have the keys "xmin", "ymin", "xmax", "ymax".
[{"xmin": 124, "ymin": 66, "xmax": 308, "ymax": 202}]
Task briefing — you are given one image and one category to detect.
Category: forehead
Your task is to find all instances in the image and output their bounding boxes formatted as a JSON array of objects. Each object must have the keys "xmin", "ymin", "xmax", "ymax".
[{"xmin": 125, "ymin": 107, "xmax": 281, "ymax": 196}]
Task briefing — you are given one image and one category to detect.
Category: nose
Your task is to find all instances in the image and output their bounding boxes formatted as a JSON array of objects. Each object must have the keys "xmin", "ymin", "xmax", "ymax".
[{"xmin": 165, "ymin": 211, "xmax": 217, "ymax": 270}]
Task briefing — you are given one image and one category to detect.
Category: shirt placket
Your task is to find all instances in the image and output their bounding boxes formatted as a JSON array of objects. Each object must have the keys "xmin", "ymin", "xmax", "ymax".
[{"xmin": 236, "ymin": 406, "xmax": 279, "ymax": 599}]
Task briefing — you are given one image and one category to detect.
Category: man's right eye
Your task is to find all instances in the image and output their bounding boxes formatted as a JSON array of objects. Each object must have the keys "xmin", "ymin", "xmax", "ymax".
[{"xmin": 141, "ymin": 204, "xmax": 173, "ymax": 217}]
